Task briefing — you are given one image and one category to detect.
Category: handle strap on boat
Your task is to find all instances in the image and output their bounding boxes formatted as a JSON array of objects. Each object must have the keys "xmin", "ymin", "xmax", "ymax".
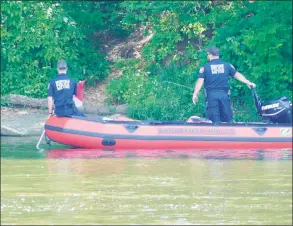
[
  {"xmin": 36, "ymin": 112, "xmax": 54, "ymax": 150},
  {"xmin": 252, "ymin": 87, "xmax": 262, "ymax": 116}
]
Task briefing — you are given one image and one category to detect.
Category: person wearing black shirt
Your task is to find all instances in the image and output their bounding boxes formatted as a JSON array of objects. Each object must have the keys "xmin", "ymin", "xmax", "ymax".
[
  {"xmin": 192, "ymin": 46, "xmax": 256, "ymax": 123},
  {"xmin": 48, "ymin": 60, "xmax": 85, "ymax": 117}
]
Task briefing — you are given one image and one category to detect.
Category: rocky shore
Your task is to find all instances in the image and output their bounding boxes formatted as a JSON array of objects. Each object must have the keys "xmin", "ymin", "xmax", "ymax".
[
  {"xmin": 1, "ymin": 107, "xmax": 48, "ymax": 136},
  {"xmin": 0, "ymin": 106, "xmax": 124, "ymax": 137}
]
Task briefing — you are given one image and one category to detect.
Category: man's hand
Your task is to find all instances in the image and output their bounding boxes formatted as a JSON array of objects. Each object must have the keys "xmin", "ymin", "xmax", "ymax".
[
  {"xmin": 246, "ymin": 81, "xmax": 256, "ymax": 89},
  {"xmin": 192, "ymin": 78, "xmax": 204, "ymax": 105},
  {"xmin": 192, "ymin": 93, "xmax": 198, "ymax": 105},
  {"xmin": 48, "ymin": 112, "xmax": 54, "ymax": 118}
]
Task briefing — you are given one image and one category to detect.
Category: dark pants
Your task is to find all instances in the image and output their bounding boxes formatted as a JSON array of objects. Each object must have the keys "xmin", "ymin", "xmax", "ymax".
[
  {"xmin": 55, "ymin": 104, "xmax": 86, "ymax": 117},
  {"xmin": 206, "ymin": 90, "xmax": 233, "ymax": 123}
]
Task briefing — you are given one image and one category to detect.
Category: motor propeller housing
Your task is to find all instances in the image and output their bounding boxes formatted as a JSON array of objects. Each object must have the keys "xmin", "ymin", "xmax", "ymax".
[{"xmin": 252, "ymin": 88, "xmax": 292, "ymax": 124}]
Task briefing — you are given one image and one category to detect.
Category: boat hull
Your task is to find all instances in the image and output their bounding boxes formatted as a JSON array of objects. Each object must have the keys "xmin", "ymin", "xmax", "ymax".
[{"xmin": 45, "ymin": 116, "xmax": 292, "ymax": 149}]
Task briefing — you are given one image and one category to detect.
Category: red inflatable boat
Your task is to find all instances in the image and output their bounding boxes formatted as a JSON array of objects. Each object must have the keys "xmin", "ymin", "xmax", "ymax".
[{"xmin": 44, "ymin": 115, "xmax": 292, "ymax": 149}]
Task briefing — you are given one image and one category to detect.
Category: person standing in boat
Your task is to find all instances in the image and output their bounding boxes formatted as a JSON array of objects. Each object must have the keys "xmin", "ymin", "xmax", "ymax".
[
  {"xmin": 47, "ymin": 60, "xmax": 85, "ymax": 117},
  {"xmin": 192, "ymin": 46, "xmax": 256, "ymax": 123}
]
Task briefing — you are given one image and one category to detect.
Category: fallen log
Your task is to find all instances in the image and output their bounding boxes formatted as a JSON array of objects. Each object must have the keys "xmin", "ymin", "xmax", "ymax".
[
  {"xmin": 2, "ymin": 94, "xmax": 127, "ymax": 115},
  {"xmin": 3, "ymin": 94, "xmax": 47, "ymax": 108},
  {"xmin": 1, "ymin": 125, "xmax": 27, "ymax": 136}
]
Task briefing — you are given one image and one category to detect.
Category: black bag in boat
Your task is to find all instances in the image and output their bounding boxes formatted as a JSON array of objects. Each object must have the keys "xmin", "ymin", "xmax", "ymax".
[{"xmin": 260, "ymin": 96, "xmax": 292, "ymax": 123}]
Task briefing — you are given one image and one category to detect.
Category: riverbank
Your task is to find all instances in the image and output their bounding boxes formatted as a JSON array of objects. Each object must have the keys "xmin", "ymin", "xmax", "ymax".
[{"xmin": 1, "ymin": 107, "xmax": 47, "ymax": 136}]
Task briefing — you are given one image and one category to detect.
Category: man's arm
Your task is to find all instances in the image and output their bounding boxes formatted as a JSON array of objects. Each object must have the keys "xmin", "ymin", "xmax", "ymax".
[
  {"xmin": 47, "ymin": 81, "xmax": 54, "ymax": 114},
  {"xmin": 192, "ymin": 78, "xmax": 204, "ymax": 104},
  {"xmin": 48, "ymin": 96, "xmax": 54, "ymax": 114},
  {"xmin": 234, "ymin": 72, "xmax": 256, "ymax": 88}
]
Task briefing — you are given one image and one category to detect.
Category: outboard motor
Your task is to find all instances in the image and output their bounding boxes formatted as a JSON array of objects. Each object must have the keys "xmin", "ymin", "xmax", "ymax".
[{"xmin": 252, "ymin": 88, "xmax": 292, "ymax": 124}]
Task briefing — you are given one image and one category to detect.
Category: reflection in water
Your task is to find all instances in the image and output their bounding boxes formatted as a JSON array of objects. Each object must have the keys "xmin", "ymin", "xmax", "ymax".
[
  {"xmin": 1, "ymin": 137, "xmax": 292, "ymax": 225},
  {"xmin": 46, "ymin": 148, "xmax": 292, "ymax": 160}
]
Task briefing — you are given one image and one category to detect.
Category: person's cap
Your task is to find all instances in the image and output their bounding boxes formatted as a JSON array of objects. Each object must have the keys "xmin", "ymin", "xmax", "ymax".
[
  {"xmin": 206, "ymin": 46, "xmax": 220, "ymax": 56},
  {"xmin": 57, "ymin": 60, "xmax": 67, "ymax": 69}
]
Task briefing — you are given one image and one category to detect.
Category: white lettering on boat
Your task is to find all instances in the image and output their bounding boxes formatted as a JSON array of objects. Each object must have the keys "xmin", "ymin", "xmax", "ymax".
[
  {"xmin": 157, "ymin": 127, "xmax": 236, "ymax": 135},
  {"xmin": 261, "ymin": 103, "xmax": 280, "ymax": 110}
]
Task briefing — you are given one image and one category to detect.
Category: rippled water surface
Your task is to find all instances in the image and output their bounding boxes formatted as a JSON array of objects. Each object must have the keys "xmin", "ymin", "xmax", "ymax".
[{"xmin": 1, "ymin": 137, "xmax": 292, "ymax": 225}]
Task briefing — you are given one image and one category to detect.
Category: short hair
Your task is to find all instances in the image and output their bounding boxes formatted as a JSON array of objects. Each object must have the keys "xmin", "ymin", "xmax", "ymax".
[
  {"xmin": 206, "ymin": 46, "xmax": 220, "ymax": 56},
  {"xmin": 57, "ymin": 60, "xmax": 67, "ymax": 69}
]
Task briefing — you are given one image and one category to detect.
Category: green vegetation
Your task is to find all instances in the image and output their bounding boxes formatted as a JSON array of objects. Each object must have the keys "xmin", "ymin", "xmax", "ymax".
[
  {"xmin": 1, "ymin": 1, "xmax": 292, "ymax": 121},
  {"xmin": 1, "ymin": 1, "xmax": 112, "ymax": 97}
]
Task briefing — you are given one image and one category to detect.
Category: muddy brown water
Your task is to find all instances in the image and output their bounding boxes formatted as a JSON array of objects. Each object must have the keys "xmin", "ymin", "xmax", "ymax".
[{"xmin": 1, "ymin": 136, "xmax": 292, "ymax": 225}]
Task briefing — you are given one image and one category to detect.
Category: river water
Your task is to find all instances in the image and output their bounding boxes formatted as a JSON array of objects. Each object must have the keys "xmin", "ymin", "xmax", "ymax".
[{"xmin": 1, "ymin": 136, "xmax": 292, "ymax": 225}]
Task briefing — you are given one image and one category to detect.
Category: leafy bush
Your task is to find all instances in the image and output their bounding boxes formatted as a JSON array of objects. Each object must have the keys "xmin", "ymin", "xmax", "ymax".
[
  {"xmin": 1, "ymin": 1, "xmax": 109, "ymax": 98},
  {"xmin": 1, "ymin": 1, "xmax": 291, "ymax": 122},
  {"xmin": 106, "ymin": 1, "xmax": 292, "ymax": 121}
]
